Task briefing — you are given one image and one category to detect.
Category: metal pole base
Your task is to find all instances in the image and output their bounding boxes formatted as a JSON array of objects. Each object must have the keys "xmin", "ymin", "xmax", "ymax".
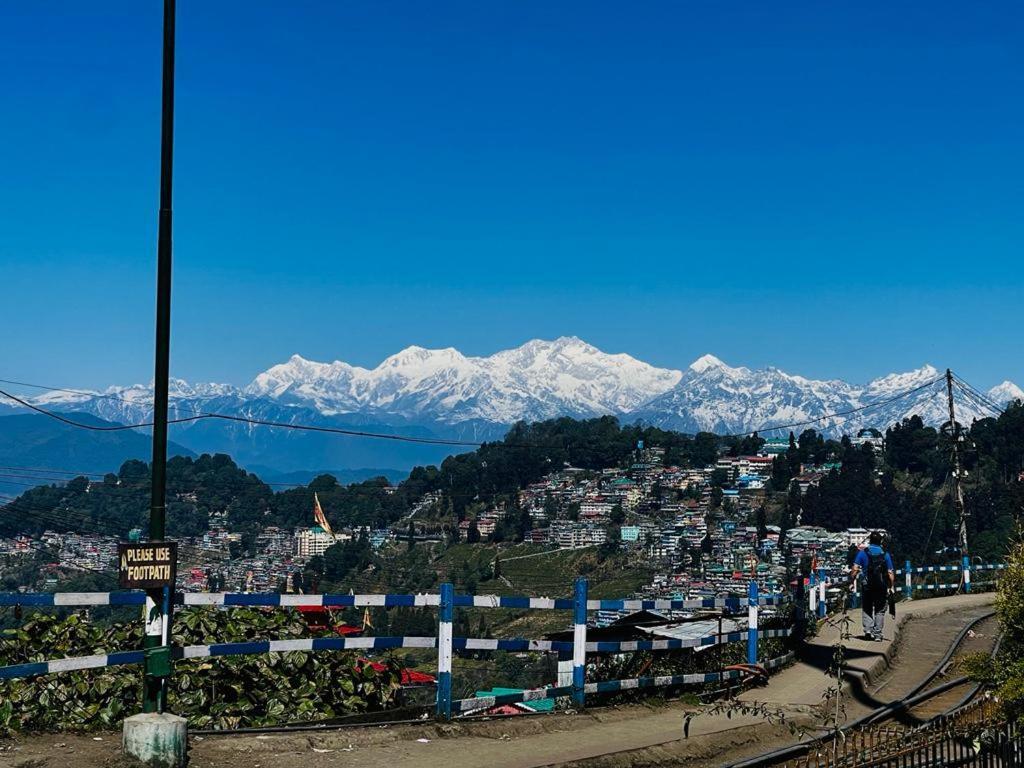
[{"xmin": 123, "ymin": 712, "xmax": 187, "ymax": 768}]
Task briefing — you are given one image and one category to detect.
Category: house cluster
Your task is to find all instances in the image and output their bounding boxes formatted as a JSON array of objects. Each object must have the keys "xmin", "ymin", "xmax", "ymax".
[
  {"xmin": 457, "ymin": 501, "xmax": 511, "ymax": 540},
  {"xmin": 783, "ymin": 525, "xmax": 884, "ymax": 575},
  {"xmin": 713, "ymin": 454, "xmax": 775, "ymax": 489},
  {"xmin": 506, "ymin": 444, "xmax": 773, "ymax": 557},
  {"xmin": 0, "ymin": 535, "xmax": 36, "ymax": 558},
  {"xmin": 459, "ymin": 441, "xmax": 884, "ymax": 604},
  {"xmin": 0, "ymin": 530, "xmax": 120, "ymax": 576},
  {"xmin": 198, "ymin": 521, "xmax": 395, "ymax": 592}
]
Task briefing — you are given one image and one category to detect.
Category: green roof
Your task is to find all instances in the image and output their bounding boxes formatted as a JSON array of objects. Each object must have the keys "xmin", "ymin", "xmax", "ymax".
[{"xmin": 474, "ymin": 688, "xmax": 555, "ymax": 712}]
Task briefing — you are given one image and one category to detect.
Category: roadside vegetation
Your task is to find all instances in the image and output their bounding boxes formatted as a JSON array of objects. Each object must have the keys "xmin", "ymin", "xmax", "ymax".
[
  {"xmin": 965, "ymin": 533, "xmax": 1024, "ymax": 722},
  {"xmin": 0, "ymin": 607, "xmax": 401, "ymax": 733}
]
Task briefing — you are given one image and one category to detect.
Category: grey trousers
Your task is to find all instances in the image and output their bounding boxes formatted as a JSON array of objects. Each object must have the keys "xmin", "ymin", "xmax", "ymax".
[{"xmin": 862, "ymin": 592, "xmax": 887, "ymax": 639}]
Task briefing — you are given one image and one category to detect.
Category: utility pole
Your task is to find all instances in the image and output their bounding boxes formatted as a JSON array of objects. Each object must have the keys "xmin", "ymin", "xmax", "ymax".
[
  {"xmin": 145, "ymin": 0, "xmax": 176, "ymax": 715},
  {"xmin": 945, "ymin": 369, "xmax": 969, "ymax": 563},
  {"xmin": 123, "ymin": 4, "xmax": 186, "ymax": 764}
]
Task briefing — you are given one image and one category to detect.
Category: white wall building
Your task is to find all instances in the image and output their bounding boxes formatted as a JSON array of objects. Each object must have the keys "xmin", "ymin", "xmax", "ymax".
[{"xmin": 295, "ymin": 526, "xmax": 335, "ymax": 558}]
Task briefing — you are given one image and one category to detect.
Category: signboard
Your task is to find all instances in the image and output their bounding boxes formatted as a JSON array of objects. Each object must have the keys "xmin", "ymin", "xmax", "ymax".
[{"xmin": 118, "ymin": 541, "xmax": 178, "ymax": 589}]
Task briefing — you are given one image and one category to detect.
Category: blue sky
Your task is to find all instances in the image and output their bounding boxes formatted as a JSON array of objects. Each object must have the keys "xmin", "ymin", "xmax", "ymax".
[{"xmin": 1, "ymin": 1, "xmax": 1021, "ymax": 391}]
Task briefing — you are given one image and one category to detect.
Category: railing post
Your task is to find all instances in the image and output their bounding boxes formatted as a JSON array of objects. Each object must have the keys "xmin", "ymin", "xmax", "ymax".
[
  {"xmin": 747, "ymin": 581, "xmax": 758, "ymax": 665},
  {"xmin": 904, "ymin": 559, "xmax": 912, "ymax": 600},
  {"xmin": 793, "ymin": 572, "xmax": 806, "ymax": 641},
  {"xmin": 817, "ymin": 567, "xmax": 827, "ymax": 619},
  {"xmin": 436, "ymin": 582, "xmax": 453, "ymax": 720},
  {"xmin": 572, "ymin": 576, "xmax": 588, "ymax": 709},
  {"xmin": 809, "ymin": 571, "xmax": 817, "ymax": 616},
  {"xmin": 962, "ymin": 555, "xmax": 971, "ymax": 593}
]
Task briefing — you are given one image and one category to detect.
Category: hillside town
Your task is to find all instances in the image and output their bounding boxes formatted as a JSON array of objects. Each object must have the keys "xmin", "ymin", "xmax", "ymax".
[{"xmin": 0, "ymin": 435, "xmax": 887, "ymax": 603}]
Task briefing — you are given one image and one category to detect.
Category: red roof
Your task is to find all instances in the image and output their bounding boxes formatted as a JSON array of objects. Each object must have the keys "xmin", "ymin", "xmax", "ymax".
[
  {"xmin": 362, "ymin": 659, "xmax": 436, "ymax": 686},
  {"xmin": 296, "ymin": 606, "xmax": 364, "ymax": 636}
]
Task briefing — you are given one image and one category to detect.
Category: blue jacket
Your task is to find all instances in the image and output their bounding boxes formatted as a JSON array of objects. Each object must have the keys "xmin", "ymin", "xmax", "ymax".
[
  {"xmin": 855, "ymin": 545, "xmax": 894, "ymax": 593},
  {"xmin": 854, "ymin": 544, "xmax": 894, "ymax": 571}
]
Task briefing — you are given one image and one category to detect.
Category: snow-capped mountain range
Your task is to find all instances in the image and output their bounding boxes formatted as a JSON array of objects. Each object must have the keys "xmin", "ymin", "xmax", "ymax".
[
  {"xmin": 246, "ymin": 337, "xmax": 682, "ymax": 423},
  {"xmin": 5, "ymin": 337, "xmax": 1020, "ymax": 470}
]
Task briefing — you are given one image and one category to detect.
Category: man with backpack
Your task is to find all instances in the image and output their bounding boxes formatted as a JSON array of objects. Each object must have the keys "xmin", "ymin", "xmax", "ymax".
[{"xmin": 850, "ymin": 531, "xmax": 895, "ymax": 641}]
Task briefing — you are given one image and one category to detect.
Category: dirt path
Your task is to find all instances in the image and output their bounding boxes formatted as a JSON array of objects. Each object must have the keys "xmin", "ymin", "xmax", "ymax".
[{"xmin": 0, "ymin": 593, "xmax": 995, "ymax": 768}]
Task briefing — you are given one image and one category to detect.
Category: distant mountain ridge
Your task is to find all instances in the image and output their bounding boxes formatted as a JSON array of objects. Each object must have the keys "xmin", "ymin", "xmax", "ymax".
[
  {"xmin": 0, "ymin": 412, "xmax": 194, "ymax": 497},
  {"xmin": 6, "ymin": 338, "xmax": 1020, "ymax": 470}
]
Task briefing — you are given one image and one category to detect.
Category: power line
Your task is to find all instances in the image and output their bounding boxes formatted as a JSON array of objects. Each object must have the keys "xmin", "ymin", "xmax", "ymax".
[
  {"xmin": 2, "ymin": 538, "xmax": 112, "ymax": 576},
  {"xmin": 951, "ymin": 380, "xmax": 1003, "ymax": 419},
  {"xmin": 950, "ymin": 375, "xmax": 1001, "ymax": 412},
  {"xmin": 952, "ymin": 372, "xmax": 1005, "ymax": 407},
  {"xmin": 721, "ymin": 375, "xmax": 946, "ymax": 438},
  {"xmin": 0, "ymin": 504, "xmax": 118, "ymax": 576},
  {"xmin": 0, "ymin": 464, "xmax": 312, "ymax": 488},
  {"xmin": 0, "ymin": 494, "xmax": 228, "ymax": 563},
  {"xmin": 951, "ymin": 374, "xmax": 1006, "ymax": 416},
  {"xmin": 1, "ymin": 373, "xmax": 948, "ymax": 451},
  {"xmin": 0, "ymin": 377, "xmax": 202, "ymax": 412},
  {"xmin": 0, "ymin": 387, "xmax": 487, "ymax": 447}
]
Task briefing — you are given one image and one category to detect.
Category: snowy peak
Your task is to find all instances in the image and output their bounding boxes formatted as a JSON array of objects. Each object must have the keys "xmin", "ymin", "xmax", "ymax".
[
  {"xmin": 988, "ymin": 380, "xmax": 1024, "ymax": 405},
  {"xmin": 689, "ymin": 353, "xmax": 729, "ymax": 374},
  {"xmin": 379, "ymin": 346, "xmax": 467, "ymax": 370},
  {"xmin": 864, "ymin": 365, "xmax": 941, "ymax": 396}
]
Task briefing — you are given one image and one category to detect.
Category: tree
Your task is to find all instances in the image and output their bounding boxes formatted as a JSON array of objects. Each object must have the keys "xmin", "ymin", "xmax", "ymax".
[
  {"xmin": 710, "ymin": 486, "xmax": 724, "ymax": 509},
  {"xmin": 466, "ymin": 520, "xmax": 481, "ymax": 544},
  {"xmin": 700, "ymin": 532, "xmax": 713, "ymax": 555},
  {"xmin": 771, "ymin": 453, "xmax": 795, "ymax": 490},
  {"xmin": 755, "ymin": 505, "xmax": 768, "ymax": 541},
  {"xmin": 780, "ymin": 481, "xmax": 801, "ymax": 538},
  {"xmin": 610, "ymin": 503, "xmax": 625, "ymax": 525},
  {"xmin": 512, "ymin": 506, "xmax": 532, "ymax": 542},
  {"xmin": 676, "ymin": 539, "xmax": 691, "ymax": 572},
  {"xmin": 543, "ymin": 492, "xmax": 559, "ymax": 518},
  {"xmin": 691, "ymin": 432, "xmax": 720, "ymax": 467},
  {"xmin": 323, "ymin": 537, "xmax": 371, "ymax": 583}
]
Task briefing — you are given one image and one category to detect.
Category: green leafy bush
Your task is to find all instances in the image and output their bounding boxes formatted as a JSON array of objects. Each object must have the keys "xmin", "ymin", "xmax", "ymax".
[
  {"xmin": 0, "ymin": 607, "xmax": 402, "ymax": 733},
  {"xmin": 967, "ymin": 535, "xmax": 1024, "ymax": 722},
  {"xmin": 991, "ymin": 536, "xmax": 1024, "ymax": 721}
]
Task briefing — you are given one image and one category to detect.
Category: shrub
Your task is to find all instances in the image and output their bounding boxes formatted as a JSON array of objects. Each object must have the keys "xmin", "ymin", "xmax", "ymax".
[{"xmin": 0, "ymin": 606, "xmax": 402, "ymax": 733}]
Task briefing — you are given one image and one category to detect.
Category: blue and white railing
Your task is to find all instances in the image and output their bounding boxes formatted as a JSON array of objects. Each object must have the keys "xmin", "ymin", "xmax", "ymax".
[
  {"xmin": 0, "ymin": 581, "xmax": 794, "ymax": 719},
  {"xmin": 896, "ymin": 558, "xmax": 1006, "ymax": 599},
  {"xmin": 451, "ymin": 650, "xmax": 797, "ymax": 714},
  {"xmin": 0, "ymin": 591, "xmax": 783, "ymax": 610},
  {"xmin": 801, "ymin": 558, "xmax": 1007, "ymax": 617}
]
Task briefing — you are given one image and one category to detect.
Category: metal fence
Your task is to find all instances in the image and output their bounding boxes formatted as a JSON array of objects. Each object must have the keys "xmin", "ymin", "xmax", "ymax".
[
  {"xmin": 811, "ymin": 561, "xmax": 1007, "ymax": 615},
  {"xmin": 784, "ymin": 698, "xmax": 1022, "ymax": 768},
  {"xmin": 896, "ymin": 560, "xmax": 1006, "ymax": 599},
  {"xmin": 0, "ymin": 578, "xmax": 794, "ymax": 720}
]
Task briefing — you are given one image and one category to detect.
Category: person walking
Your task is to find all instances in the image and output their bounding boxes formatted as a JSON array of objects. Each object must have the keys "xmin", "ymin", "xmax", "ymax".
[{"xmin": 850, "ymin": 531, "xmax": 895, "ymax": 641}]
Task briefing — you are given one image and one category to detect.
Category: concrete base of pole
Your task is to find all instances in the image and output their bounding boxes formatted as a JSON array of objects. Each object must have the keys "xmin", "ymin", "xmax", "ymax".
[{"xmin": 123, "ymin": 712, "xmax": 187, "ymax": 767}]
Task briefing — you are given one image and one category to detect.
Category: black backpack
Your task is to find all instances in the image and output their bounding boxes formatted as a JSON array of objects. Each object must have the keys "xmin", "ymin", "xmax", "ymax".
[{"xmin": 866, "ymin": 549, "xmax": 888, "ymax": 593}]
